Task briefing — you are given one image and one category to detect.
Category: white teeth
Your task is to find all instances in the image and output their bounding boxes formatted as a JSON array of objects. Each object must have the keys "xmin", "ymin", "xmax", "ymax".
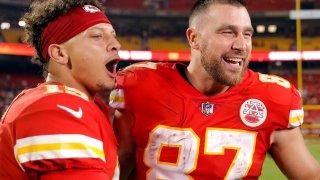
[{"xmin": 225, "ymin": 58, "xmax": 242, "ymax": 63}]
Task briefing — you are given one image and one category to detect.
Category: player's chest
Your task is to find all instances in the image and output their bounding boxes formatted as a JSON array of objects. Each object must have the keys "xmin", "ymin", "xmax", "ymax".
[
  {"xmin": 138, "ymin": 95, "xmax": 269, "ymax": 130},
  {"xmin": 138, "ymin": 97, "xmax": 268, "ymax": 179}
]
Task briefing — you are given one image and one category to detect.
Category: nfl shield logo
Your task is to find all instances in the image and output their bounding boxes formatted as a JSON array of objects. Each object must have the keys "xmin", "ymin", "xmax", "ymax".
[{"xmin": 201, "ymin": 102, "xmax": 214, "ymax": 116}]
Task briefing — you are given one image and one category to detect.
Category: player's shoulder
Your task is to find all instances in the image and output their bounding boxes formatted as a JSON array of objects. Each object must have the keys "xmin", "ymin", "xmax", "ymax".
[
  {"xmin": 254, "ymin": 72, "xmax": 294, "ymax": 91},
  {"xmin": 29, "ymin": 83, "xmax": 90, "ymax": 106},
  {"xmin": 248, "ymin": 70, "xmax": 301, "ymax": 105},
  {"xmin": 2, "ymin": 83, "xmax": 91, "ymax": 121},
  {"xmin": 121, "ymin": 61, "xmax": 158, "ymax": 71},
  {"xmin": 111, "ymin": 62, "xmax": 177, "ymax": 109},
  {"xmin": 118, "ymin": 62, "xmax": 175, "ymax": 74},
  {"xmin": 31, "ymin": 83, "xmax": 91, "ymax": 109},
  {"xmin": 116, "ymin": 62, "xmax": 176, "ymax": 85}
]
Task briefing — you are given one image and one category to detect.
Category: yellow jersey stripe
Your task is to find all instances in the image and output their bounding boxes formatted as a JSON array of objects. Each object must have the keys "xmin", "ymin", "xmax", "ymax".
[
  {"xmin": 289, "ymin": 109, "xmax": 304, "ymax": 127},
  {"xmin": 17, "ymin": 150, "xmax": 106, "ymax": 164},
  {"xmin": 109, "ymin": 89, "xmax": 125, "ymax": 108},
  {"xmin": 14, "ymin": 134, "xmax": 105, "ymax": 166},
  {"xmin": 17, "ymin": 143, "xmax": 104, "ymax": 159}
]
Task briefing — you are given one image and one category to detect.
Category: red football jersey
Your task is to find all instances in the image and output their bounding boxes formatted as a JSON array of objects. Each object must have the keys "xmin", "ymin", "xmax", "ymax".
[
  {"xmin": 110, "ymin": 62, "xmax": 303, "ymax": 180},
  {"xmin": 0, "ymin": 82, "xmax": 119, "ymax": 180}
]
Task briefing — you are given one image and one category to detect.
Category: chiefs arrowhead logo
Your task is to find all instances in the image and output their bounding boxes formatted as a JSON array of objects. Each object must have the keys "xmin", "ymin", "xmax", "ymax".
[
  {"xmin": 240, "ymin": 99, "xmax": 267, "ymax": 127},
  {"xmin": 83, "ymin": 5, "xmax": 101, "ymax": 13}
]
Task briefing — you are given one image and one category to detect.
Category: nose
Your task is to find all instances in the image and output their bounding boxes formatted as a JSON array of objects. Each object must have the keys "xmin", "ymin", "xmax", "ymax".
[
  {"xmin": 108, "ymin": 37, "xmax": 121, "ymax": 52},
  {"xmin": 232, "ymin": 35, "xmax": 247, "ymax": 52}
]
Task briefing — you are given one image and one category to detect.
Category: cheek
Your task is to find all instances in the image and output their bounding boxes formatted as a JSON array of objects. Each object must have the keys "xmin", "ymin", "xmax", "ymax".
[
  {"xmin": 71, "ymin": 61, "xmax": 88, "ymax": 74},
  {"xmin": 69, "ymin": 42, "xmax": 107, "ymax": 70},
  {"xmin": 70, "ymin": 55, "xmax": 97, "ymax": 73},
  {"xmin": 203, "ymin": 41, "xmax": 223, "ymax": 57},
  {"xmin": 207, "ymin": 37, "xmax": 228, "ymax": 50},
  {"xmin": 247, "ymin": 42, "xmax": 252, "ymax": 50},
  {"xmin": 73, "ymin": 50, "xmax": 105, "ymax": 69}
]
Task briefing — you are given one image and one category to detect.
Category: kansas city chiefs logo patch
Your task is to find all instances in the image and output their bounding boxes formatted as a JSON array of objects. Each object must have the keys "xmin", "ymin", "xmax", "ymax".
[
  {"xmin": 83, "ymin": 5, "xmax": 101, "ymax": 13},
  {"xmin": 240, "ymin": 99, "xmax": 267, "ymax": 127}
]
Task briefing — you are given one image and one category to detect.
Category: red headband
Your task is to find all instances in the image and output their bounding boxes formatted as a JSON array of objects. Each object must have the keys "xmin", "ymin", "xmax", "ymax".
[{"xmin": 40, "ymin": 5, "xmax": 111, "ymax": 61}]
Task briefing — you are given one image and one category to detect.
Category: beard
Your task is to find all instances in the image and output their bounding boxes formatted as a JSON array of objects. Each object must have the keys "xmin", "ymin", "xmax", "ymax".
[{"xmin": 200, "ymin": 44, "xmax": 249, "ymax": 86}]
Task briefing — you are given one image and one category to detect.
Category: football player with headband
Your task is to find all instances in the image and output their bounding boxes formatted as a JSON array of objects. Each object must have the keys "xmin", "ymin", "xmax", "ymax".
[
  {"xmin": 0, "ymin": 0, "xmax": 120, "ymax": 179},
  {"xmin": 110, "ymin": 0, "xmax": 320, "ymax": 179}
]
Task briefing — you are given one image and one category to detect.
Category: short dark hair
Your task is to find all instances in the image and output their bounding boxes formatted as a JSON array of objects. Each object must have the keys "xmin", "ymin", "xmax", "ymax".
[
  {"xmin": 22, "ymin": 0, "xmax": 106, "ymax": 73},
  {"xmin": 189, "ymin": 0, "xmax": 247, "ymax": 26}
]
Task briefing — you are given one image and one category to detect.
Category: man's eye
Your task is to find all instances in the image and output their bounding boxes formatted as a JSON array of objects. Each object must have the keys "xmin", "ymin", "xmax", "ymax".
[
  {"xmin": 92, "ymin": 34, "xmax": 102, "ymax": 38},
  {"xmin": 244, "ymin": 33, "xmax": 252, "ymax": 38},
  {"xmin": 222, "ymin": 31, "xmax": 233, "ymax": 34}
]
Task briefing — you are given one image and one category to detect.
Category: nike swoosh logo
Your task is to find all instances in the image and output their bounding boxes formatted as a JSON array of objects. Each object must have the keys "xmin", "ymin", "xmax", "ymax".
[{"xmin": 57, "ymin": 105, "xmax": 83, "ymax": 119}]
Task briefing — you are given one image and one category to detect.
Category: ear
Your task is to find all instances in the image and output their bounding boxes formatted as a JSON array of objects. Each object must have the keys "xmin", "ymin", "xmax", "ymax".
[
  {"xmin": 47, "ymin": 44, "xmax": 69, "ymax": 65},
  {"xmin": 186, "ymin": 27, "xmax": 200, "ymax": 50}
]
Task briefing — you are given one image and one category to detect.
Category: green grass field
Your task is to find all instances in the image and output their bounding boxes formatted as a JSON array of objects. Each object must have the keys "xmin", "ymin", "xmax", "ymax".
[{"xmin": 260, "ymin": 142, "xmax": 320, "ymax": 179}]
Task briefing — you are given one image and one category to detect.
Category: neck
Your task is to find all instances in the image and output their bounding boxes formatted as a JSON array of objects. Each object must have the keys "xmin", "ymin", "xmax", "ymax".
[
  {"xmin": 46, "ymin": 73, "xmax": 94, "ymax": 100},
  {"xmin": 183, "ymin": 66, "xmax": 230, "ymax": 97}
]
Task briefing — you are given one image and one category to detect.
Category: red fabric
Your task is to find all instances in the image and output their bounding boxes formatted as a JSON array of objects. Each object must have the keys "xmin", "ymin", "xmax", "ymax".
[
  {"xmin": 113, "ymin": 62, "xmax": 302, "ymax": 179},
  {"xmin": 40, "ymin": 5, "xmax": 111, "ymax": 61},
  {"xmin": 0, "ymin": 82, "xmax": 118, "ymax": 179}
]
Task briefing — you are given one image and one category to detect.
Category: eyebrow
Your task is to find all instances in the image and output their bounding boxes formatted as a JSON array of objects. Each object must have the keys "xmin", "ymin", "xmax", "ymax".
[{"xmin": 87, "ymin": 26, "xmax": 116, "ymax": 35}]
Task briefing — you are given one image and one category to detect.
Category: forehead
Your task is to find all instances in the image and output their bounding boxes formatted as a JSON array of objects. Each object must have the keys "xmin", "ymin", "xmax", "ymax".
[
  {"xmin": 195, "ymin": 3, "xmax": 252, "ymax": 29},
  {"xmin": 66, "ymin": 23, "xmax": 116, "ymax": 43},
  {"xmin": 86, "ymin": 23, "xmax": 115, "ymax": 33}
]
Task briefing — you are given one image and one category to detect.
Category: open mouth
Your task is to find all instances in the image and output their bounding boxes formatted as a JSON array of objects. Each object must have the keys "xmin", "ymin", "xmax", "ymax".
[
  {"xmin": 105, "ymin": 59, "xmax": 119, "ymax": 74},
  {"xmin": 223, "ymin": 57, "xmax": 243, "ymax": 66}
]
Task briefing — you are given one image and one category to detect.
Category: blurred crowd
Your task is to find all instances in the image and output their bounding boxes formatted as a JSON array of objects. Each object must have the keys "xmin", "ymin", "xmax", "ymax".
[
  {"xmin": 0, "ymin": 73, "xmax": 40, "ymax": 117},
  {"xmin": 0, "ymin": 74, "xmax": 27, "ymax": 116}
]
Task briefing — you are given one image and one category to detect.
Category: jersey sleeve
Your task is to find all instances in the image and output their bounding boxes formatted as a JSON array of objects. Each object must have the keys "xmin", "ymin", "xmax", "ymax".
[
  {"xmin": 13, "ymin": 93, "xmax": 110, "ymax": 179},
  {"xmin": 109, "ymin": 62, "xmax": 158, "ymax": 111},
  {"xmin": 260, "ymin": 73, "xmax": 304, "ymax": 129},
  {"xmin": 109, "ymin": 72, "xmax": 131, "ymax": 110},
  {"xmin": 288, "ymin": 85, "xmax": 304, "ymax": 128}
]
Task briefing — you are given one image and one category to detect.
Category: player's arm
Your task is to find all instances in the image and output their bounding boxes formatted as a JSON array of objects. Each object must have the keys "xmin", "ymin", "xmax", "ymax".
[
  {"xmin": 15, "ymin": 94, "xmax": 115, "ymax": 179},
  {"xmin": 113, "ymin": 109, "xmax": 136, "ymax": 180},
  {"xmin": 270, "ymin": 127, "xmax": 320, "ymax": 180}
]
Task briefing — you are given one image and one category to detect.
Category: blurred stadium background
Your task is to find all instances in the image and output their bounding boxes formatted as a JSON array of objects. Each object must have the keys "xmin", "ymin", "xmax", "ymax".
[{"xmin": 0, "ymin": 0, "xmax": 319, "ymax": 179}]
